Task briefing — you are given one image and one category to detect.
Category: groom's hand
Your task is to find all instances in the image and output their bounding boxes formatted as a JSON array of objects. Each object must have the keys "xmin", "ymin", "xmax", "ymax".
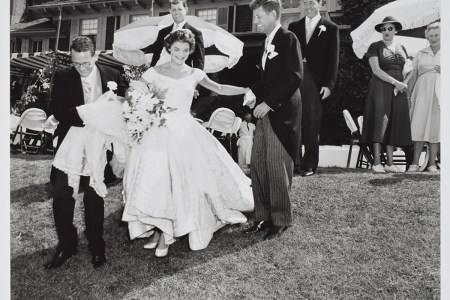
[
  {"xmin": 253, "ymin": 102, "xmax": 271, "ymax": 119},
  {"xmin": 320, "ymin": 87, "xmax": 331, "ymax": 100}
]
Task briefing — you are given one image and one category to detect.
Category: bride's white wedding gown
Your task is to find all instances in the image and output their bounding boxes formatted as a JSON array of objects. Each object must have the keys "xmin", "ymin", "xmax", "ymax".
[{"xmin": 122, "ymin": 68, "xmax": 253, "ymax": 250}]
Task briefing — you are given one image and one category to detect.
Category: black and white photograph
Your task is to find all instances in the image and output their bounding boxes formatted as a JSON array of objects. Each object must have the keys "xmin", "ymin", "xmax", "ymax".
[{"xmin": 2, "ymin": 0, "xmax": 449, "ymax": 298}]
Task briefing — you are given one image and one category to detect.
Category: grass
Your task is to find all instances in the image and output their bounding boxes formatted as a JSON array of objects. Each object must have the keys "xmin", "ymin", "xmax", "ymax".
[{"xmin": 10, "ymin": 154, "xmax": 440, "ymax": 299}]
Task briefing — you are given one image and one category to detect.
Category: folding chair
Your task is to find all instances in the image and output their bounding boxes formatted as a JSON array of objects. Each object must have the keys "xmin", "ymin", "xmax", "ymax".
[
  {"xmin": 381, "ymin": 147, "xmax": 408, "ymax": 167},
  {"xmin": 11, "ymin": 108, "xmax": 47, "ymax": 154},
  {"xmin": 10, "ymin": 114, "xmax": 21, "ymax": 148},
  {"xmin": 204, "ymin": 108, "xmax": 236, "ymax": 153},
  {"xmin": 343, "ymin": 110, "xmax": 373, "ymax": 168}
]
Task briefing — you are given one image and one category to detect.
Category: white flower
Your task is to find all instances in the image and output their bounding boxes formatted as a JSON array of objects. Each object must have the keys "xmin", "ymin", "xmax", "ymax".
[
  {"xmin": 318, "ymin": 25, "xmax": 326, "ymax": 36},
  {"xmin": 107, "ymin": 81, "xmax": 118, "ymax": 92},
  {"xmin": 42, "ymin": 82, "xmax": 50, "ymax": 90}
]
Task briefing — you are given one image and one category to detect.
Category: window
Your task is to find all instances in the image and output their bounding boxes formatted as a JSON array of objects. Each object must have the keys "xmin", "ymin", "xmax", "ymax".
[
  {"xmin": 31, "ymin": 40, "xmax": 43, "ymax": 52},
  {"xmin": 197, "ymin": 9, "xmax": 217, "ymax": 25},
  {"xmin": 281, "ymin": 0, "xmax": 301, "ymax": 9},
  {"xmin": 130, "ymin": 14, "xmax": 150, "ymax": 23},
  {"xmin": 80, "ymin": 19, "xmax": 98, "ymax": 48},
  {"xmin": 10, "ymin": 40, "xmax": 16, "ymax": 53},
  {"xmin": 80, "ymin": 18, "xmax": 98, "ymax": 35}
]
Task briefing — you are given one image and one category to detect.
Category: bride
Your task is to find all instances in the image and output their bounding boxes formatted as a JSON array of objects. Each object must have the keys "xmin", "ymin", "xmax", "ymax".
[{"xmin": 121, "ymin": 29, "xmax": 254, "ymax": 257}]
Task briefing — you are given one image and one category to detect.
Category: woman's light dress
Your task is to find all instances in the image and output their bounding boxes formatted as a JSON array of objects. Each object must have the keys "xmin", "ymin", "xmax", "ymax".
[{"xmin": 409, "ymin": 47, "xmax": 440, "ymax": 143}]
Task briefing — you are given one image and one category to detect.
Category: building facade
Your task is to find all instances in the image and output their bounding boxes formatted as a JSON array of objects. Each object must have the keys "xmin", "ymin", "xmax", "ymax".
[{"xmin": 10, "ymin": 0, "xmax": 343, "ymax": 54}]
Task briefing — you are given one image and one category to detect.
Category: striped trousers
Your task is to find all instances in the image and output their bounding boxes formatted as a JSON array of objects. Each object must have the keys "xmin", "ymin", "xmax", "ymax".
[{"xmin": 251, "ymin": 115, "xmax": 293, "ymax": 226}]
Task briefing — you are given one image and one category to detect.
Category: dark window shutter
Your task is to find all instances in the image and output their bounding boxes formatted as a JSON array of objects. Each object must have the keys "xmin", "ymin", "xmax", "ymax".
[
  {"xmin": 235, "ymin": 5, "xmax": 253, "ymax": 32},
  {"xmin": 228, "ymin": 5, "xmax": 234, "ymax": 32},
  {"xmin": 58, "ymin": 20, "xmax": 71, "ymax": 51},
  {"xmin": 105, "ymin": 16, "xmax": 116, "ymax": 50}
]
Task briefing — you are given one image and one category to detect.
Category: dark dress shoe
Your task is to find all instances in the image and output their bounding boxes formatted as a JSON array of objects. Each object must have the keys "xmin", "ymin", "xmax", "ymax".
[
  {"xmin": 243, "ymin": 220, "xmax": 273, "ymax": 234},
  {"xmin": 92, "ymin": 255, "xmax": 107, "ymax": 269},
  {"xmin": 44, "ymin": 247, "xmax": 77, "ymax": 269},
  {"xmin": 302, "ymin": 168, "xmax": 315, "ymax": 177},
  {"xmin": 263, "ymin": 225, "xmax": 289, "ymax": 240}
]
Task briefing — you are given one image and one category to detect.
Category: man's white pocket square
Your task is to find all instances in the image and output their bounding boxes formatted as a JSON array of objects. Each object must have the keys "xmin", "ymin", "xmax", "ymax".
[{"xmin": 268, "ymin": 51, "xmax": 278, "ymax": 59}]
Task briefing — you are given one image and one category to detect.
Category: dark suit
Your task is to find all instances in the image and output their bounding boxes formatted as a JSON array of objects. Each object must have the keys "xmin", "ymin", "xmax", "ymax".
[
  {"xmin": 288, "ymin": 17, "xmax": 339, "ymax": 171},
  {"xmin": 250, "ymin": 27, "xmax": 303, "ymax": 226},
  {"xmin": 50, "ymin": 63, "xmax": 124, "ymax": 256},
  {"xmin": 142, "ymin": 22, "xmax": 205, "ymax": 69}
]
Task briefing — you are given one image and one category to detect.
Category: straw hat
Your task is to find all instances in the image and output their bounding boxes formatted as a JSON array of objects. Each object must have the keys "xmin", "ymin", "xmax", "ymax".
[{"xmin": 374, "ymin": 16, "xmax": 403, "ymax": 32}]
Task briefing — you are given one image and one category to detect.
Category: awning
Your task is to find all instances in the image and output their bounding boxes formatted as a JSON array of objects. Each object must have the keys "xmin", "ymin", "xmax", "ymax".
[
  {"xmin": 10, "ymin": 18, "xmax": 51, "ymax": 31},
  {"xmin": 10, "ymin": 50, "xmax": 125, "ymax": 76}
]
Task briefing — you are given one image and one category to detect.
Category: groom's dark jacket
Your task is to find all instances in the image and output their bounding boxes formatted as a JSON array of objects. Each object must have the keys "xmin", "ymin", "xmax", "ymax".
[
  {"xmin": 288, "ymin": 16, "xmax": 339, "ymax": 91},
  {"xmin": 142, "ymin": 22, "xmax": 205, "ymax": 69},
  {"xmin": 251, "ymin": 27, "xmax": 303, "ymax": 161},
  {"xmin": 51, "ymin": 63, "xmax": 125, "ymax": 152}
]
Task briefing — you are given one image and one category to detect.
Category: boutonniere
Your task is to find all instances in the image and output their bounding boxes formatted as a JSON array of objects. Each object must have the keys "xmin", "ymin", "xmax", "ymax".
[
  {"xmin": 266, "ymin": 44, "xmax": 278, "ymax": 59},
  {"xmin": 107, "ymin": 81, "xmax": 118, "ymax": 92},
  {"xmin": 318, "ymin": 25, "xmax": 326, "ymax": 36}
]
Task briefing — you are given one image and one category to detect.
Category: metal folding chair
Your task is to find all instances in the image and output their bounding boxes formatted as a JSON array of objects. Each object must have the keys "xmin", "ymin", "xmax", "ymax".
[
  {"xmin": 204, "ymin": 108, "xmax": 236, "ymax": 153},
  {"xmin": 11, "ymin": 108, "xmax": 47, "ymax": 154},
  {"xmin": 343, "ymin": 110, "xmax": 373, "ymax": 168}
]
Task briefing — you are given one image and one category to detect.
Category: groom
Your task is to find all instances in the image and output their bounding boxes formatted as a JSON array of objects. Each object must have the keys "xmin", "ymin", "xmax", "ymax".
[
  {"xmin": 142, "ymin": 0, "xmax": 205, "ymax": 69},
  {"xmin": 45, "ymin": 36, "xmax": 124, "ymax": 269},
  {"xmin": 288, "ymin": 0, "xmax": 340, "ymax": 176},
  {"xmin": 243, "ymin": 0, "xmax": 303, "ymax": 240}
]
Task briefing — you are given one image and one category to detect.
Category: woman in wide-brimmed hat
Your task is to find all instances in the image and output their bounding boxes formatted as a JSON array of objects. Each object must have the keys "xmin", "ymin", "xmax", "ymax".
[{"xmin": 360, "ymin": 16, "xmax": 412, "ymax": 173}]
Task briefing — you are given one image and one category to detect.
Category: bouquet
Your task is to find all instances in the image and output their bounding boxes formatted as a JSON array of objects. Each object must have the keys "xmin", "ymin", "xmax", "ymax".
[
  {"xmin": 122, "ymin": 80, "xmax": 175, "ymax": 145},
  {"xmin": 122, "ymin": 64, "xmax": 149, "ymax": 82}
]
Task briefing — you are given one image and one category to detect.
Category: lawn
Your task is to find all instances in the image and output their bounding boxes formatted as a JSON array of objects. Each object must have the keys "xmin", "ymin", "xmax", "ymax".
[{"xmin": 10, "ymin": 154, "xmax": 440, "ymax": 299}]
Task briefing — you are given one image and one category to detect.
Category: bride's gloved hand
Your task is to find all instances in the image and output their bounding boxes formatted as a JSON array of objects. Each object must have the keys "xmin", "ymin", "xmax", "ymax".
[
  {"xmin": 243, "ymin": 88, "xmax": 256, "ymax": 109},
  {"xmin": 128, "ymin": 80, "xmax": 150, "ymax": 94}
]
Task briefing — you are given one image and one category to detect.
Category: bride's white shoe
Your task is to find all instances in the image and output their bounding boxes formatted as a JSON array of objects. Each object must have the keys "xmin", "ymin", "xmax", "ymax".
[
  {"xmin": 155, "ymin": 246, "xmax": 169, "ymax": 258},
  {"xmin": 143, "ymin": 241, "xmax": 157, "ymax": 249},
  {"xmin": 143, "ymin": 231, "xmax": 160, "ymax": 249}
]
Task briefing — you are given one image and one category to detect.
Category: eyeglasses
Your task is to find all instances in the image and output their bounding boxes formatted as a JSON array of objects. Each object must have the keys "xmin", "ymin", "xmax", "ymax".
[
  {"xmin": 380, "ymin": 27, "xmax": 395, "ymax": 32},
  {"xmin": 71, "ymin": 62, "xmax": 92, "ymax": 68}
]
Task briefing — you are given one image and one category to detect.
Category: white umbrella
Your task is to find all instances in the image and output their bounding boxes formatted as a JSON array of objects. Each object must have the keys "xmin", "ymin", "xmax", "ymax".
[
  {"xmin": 350, "ymin": 0, "xmax": 440, "ymax": 59},
  {"xmin": 393, "ymin": 36, "xmax": 429, "ymax": 57},
  {"xmin": 113, "ymin": 14, "xmax": 244, "ymax": 73}
]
